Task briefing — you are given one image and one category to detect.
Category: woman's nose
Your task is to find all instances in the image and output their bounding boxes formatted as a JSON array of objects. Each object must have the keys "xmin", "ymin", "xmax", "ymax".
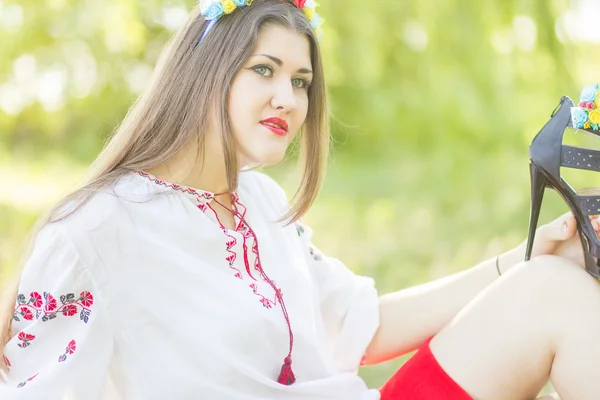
[{"xmin": 270, "ymin": 80, "xmax": 298, "ymax": 111}]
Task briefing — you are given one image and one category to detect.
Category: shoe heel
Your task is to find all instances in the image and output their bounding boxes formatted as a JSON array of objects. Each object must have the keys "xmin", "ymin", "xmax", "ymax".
[
  {"xmin": 583, "ymin": 237, "xmax": 600, "ymax": 278},
  {"xmin": 524, "ymin": 163, "xmax": 548, "ymax": 261},
  {"xmin": 586, "ymin": 257, "xmax": 600, "ymax": 278}
]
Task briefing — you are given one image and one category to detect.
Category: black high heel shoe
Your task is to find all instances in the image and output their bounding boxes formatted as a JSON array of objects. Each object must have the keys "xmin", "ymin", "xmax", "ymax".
[{"xmin": 525, "ymin": 94, "xmax": 600, "ymax": 278}]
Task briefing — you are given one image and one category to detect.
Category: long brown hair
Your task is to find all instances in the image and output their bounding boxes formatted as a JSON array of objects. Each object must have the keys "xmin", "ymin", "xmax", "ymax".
[{"xmin": 0, "ymin": 0, "xmax": 329, "ymax": 373}]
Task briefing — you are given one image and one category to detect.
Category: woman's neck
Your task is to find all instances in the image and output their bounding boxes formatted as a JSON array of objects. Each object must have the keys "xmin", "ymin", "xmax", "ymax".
[{"xmin": 146, "ymin": 147, "xmax": 231, "ymax": 195}]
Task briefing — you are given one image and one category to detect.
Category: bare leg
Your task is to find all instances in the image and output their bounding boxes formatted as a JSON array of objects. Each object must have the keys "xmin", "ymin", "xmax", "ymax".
[{"xmin": 429, "ymin": 255, "xmax": 600, "ymax": 400}]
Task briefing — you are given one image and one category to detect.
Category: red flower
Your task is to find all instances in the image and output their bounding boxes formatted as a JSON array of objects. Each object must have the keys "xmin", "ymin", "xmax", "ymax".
[
  {"xmin": 44, "ymin": 295, "xmax": 57, "ymax": 312},
  {"xmin": 62, "ymin": 304, "xmax": 77, "ymax": 317},
  {"xmin": 66, "ymin": 340, "xmax": 76, "ymax": 354},
  {"xmin": 293, "ymin": 0, "xmax": 306, "ymax": 8},
  {"xmin": 18, "ymin": 332, "xmax": 35, "ymax": 341},
  {"xmin": 30, "ymin": 292, "xmax": 43, "ymax": 308},
  {"xmin": 260, "ymin": 297, "xmax": 273, "ymax": 308},
  {"xmin": 22, "ymin": 308, "xmax": 33, "ymax": 321},
  {"xmin": 80, "ymin": 291, "xmax": 94, "ymax": 307}
]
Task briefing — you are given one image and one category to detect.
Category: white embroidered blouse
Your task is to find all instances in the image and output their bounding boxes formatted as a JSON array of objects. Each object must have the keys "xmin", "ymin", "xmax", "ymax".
[{"xmin": 0, "ymin": 170, "xmax": 381, "ymax": 399}]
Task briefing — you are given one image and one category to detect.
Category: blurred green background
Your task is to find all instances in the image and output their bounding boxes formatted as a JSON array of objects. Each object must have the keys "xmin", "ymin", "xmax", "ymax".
[{"xmin": 2, "ymin": 0, "xmax": 600, "ymax": 394}]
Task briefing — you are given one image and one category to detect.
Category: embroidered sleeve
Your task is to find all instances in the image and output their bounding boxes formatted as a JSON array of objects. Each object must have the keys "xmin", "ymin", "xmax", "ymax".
[
  {"xmin": 0, "ymin": 224, "xmax": 112, "ymax": 399},
  {"xmin": 295, "ymin": 220, "xmax": 380, "ymax": 373}
]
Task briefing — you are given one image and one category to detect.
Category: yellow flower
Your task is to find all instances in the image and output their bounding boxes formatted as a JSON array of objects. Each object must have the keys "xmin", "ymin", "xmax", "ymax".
[
  {"xmin": 222, "ymin": 0, "xmax": 236, "ymax": 14},
  {"xmin": 585, "ymin": 121, "xmax": 591, "ymax": 129},
  {"xmin": 303, "ymin": 7, "xmax": 315, "ymax": 20},
  {"xmin": 595, "ymin": 90, "xmax": 600, "ymax": 109},
  {"xmin": 589, "ymin": 110, "xmax": 600, "ymax": 125}
]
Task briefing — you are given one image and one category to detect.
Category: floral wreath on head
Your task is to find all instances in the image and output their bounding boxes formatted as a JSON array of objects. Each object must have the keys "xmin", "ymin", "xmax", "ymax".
[
  {"xmin": 198, "ymin": 0, "xmax": 324, "ymax": 43},
  {"xmin": 571, "ymin": 84, "xmax": 600, "ymax": 132}
]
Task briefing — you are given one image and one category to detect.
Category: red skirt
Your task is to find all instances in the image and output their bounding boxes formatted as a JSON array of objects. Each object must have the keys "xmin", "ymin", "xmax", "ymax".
[{"xmin": 378, "ymin": 337, "xmax": 473, "ymax": 400}]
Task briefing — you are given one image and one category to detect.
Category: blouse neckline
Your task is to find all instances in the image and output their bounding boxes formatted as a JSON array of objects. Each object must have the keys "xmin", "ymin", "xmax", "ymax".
[{"xmin": 132, "ymin": 170, "xmax": 240, "ymax": 206}]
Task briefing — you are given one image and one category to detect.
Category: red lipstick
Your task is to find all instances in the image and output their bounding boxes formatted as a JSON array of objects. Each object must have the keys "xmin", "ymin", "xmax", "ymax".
[{"xmin": 260, "ymin": 117, "xmax": 288, "ymax": 136}]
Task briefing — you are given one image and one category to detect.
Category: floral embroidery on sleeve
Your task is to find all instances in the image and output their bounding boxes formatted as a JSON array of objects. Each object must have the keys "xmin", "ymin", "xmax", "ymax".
[
  {"xmin": 13, "ymin": 291, "xmax": 94, "ymax": 324},
  {"xmin": 17, "ymin": 332, "xmax": 35, "ymax": 348},
  {"xmin": 295, "ymin": 222, "xmax": 323, "ymax": 261},
  {"xmin": 58, "ymin": 340, "xmax": 76, "ymax": 362},
  {"xmin": 16, "ymin": 373, "xmax": 38, "ymax": 388},
  {"xmin": 15, "ymin": 339, "xmax": 77, "ymax": 388},
  {"xmin": 309, "ymin": 246, "xmax": 323, "ymax": 261}
]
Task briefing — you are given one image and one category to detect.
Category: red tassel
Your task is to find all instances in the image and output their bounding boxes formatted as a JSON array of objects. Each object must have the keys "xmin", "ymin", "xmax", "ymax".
[{"xmin": 277, "ymin": 357, "xmax": 296, "ymax": 385}]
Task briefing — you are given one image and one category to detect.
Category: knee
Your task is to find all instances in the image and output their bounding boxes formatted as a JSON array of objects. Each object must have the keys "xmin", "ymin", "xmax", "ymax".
[{"xmin": 506, "ymin": 255, "xmax": 600, "ymax": 307}]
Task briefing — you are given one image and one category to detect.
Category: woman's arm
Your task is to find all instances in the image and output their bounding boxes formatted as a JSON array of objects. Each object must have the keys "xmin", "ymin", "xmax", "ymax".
[
  {"xmin": 363, "ymin": 213, "xmax": 598, "ymax": 364},
  {"xmin": 363, "ymin": 248, "xmax": 520, "ymax": 364}
]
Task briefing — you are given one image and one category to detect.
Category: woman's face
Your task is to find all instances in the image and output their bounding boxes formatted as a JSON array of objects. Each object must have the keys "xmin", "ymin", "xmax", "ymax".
[{"xmin": 228, "ymin": 24, "xmax": 313, "ymax": 166}]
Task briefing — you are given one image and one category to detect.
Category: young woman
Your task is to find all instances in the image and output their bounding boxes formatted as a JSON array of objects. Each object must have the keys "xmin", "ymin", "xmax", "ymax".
[{"xmin": 1, "ymin": 1, "xmax": 600, "ymax": 399}]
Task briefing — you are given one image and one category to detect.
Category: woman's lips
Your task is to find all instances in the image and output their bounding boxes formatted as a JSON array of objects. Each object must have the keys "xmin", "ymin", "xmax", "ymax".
[
  {"xmin": 260, "ymin": 123, "xmax": 287, "ymax": 136},
  {"xmin": 260, "ymin": 117, "xmax": 288, "ymax": 137}
]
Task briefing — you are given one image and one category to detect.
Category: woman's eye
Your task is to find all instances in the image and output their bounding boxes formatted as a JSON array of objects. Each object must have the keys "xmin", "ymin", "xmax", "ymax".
[
  {"xmin": 253, "ymin": 65, "xmax": 272, "ymax": 77},
  {"xmin": 292, "ymin": 78, "xmax": 310, "ymax": 89},
  {"xmin": 251, "ymin": 65, "xmax": 311, "ymax": 89},
  {"xmin": 292, "ymin": 78, "xmax": 303, "ymax": 88}
]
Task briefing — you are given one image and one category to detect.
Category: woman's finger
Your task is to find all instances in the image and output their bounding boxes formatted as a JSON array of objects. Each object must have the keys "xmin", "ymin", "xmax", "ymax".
[{"xmin": 539, "ymin": 215, "xmax": 576, "ymax": 241}]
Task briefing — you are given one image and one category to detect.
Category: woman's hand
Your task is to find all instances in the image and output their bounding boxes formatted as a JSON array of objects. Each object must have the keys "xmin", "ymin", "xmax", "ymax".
[{"xmin": 512, "ymin": 213, "xmax": 600, "ymax": 269}]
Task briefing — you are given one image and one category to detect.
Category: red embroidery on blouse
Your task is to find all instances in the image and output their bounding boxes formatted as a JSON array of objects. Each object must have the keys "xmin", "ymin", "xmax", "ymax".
[
  {"xmin": 139, "ymin": 171, "xmax": 280, "ymax": 311},
  {"xmin": 137, "ymin": 171, "xmax": 214, "ymax": 203},
  {"xmin": 208, "ymin": 199, "xmax": 258, "ymax": 280},
  {"xmin": 231, "ymin": 195, "xmax": 247, "ymax": 231},
  {"xmin": 16, "ymin": 373, "xmax": 38, "ymax": 388},
  {"xmin": 250, "ymin": 239, "xmax": 279, "ymax": 308},
  {"xmin": 229, "ymin": 197, "xmax": 280, "ymax": 308},
  {"xmin": 223, "ymin": 230, "xmax": 243, "ymax": 279},
  {"xmin": 17, "ymin": 332, "xmax": 35, "ymax": 348},
  {"xmin": 359, "ymin": 354, "xmax": 367, "ymax": 366},
  {"xmin": 30, "ymin": 292, "xmax": 43, "ymax": 308},
  {"xmin": 3, "ymin": 355, "xmax": 11, "ymax": 367},
  {"xmin": 141, "ymin": 171, "xmax": 296, "ymax": 382},
  {"xmin": 210, "ymin": 196, "xmax": 280, "ymax": 308},
  {"xmin": 58, "ymin": 340, "xmax": 76, "ymax": 362},
  {"xmin": 14, "ymin": 291, "xmax": 94, "ymax": 324},
  {"xmin": 241, "ymin": 235, "xmax": 257, "ymax": 280},
  {"xmin": 15, "ymin": 340, "xmax": 76, "ymax": 389}
]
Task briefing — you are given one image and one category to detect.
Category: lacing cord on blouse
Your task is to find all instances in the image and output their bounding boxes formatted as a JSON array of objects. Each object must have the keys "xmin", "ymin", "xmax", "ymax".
[
  {"xmin": 210, "ymin": 196, "xmax": 296, "ymax": 385},
  {"xmin": 136, "ymin": 170, "xmax": 297, "ymax": 385}
]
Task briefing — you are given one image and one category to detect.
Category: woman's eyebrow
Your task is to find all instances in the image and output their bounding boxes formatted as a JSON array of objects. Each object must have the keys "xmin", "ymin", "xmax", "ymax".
[{"xmin": 253, "ymin": 53, "xmax": 313, "ymax": 74}]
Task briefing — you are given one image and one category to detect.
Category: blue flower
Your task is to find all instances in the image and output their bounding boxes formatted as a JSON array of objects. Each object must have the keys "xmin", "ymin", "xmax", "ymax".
[
  {"xmin": 580, "ymin": 84, "xmax": 598, "ymax": 102},
  {"xmin": 203, "ymin": 2, "xmax": 225, "ymax": 21},
  {"xmin": 233, "ymin": 0, "xmax": 247, "ymax": 6},
  {"xmin": 571, "ymin": 107, "xmax": 589, "ymax": 129},
  {"xmin": 310, "ymin": 13, "xmax": 323, "ymax": 29}
]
